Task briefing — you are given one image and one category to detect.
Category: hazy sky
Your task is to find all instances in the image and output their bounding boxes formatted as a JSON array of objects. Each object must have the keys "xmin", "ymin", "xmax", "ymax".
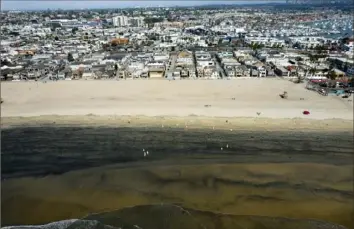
[{"xmin": 2, "ymin": 1, "xmax": 284, "ymax": 11}]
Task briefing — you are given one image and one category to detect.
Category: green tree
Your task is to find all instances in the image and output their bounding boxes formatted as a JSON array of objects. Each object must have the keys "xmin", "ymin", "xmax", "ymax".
[
  {"xmin": 315, "ymin": 45, "xmax": 327, "ymax": 54},
  {"xmin": 295, "ymin": 67, "xmax": 304, "ymax": 84},
  {"xmin": 71, "ymin": 27, "xmax": 78, "ymax": 34},
  {"xmin": 144, "ymin": 17, "xmax": 164, "ymax": 24},
  {"xmin": 309, "ymin": 68, "xmax": 317, "ymax": 75},
  {"xmin": 327, "ymin": 70, "xmax": 337, "ymax": 80},
  {"xmin": 276, "ymin": 44, "xmax": 283, "ymax": 49},
  {"xmin": 67, "ymin": 53, "xmax": 74, "ymax": 62},
  {"xmin": 295, "ymin": 56, "xmax": 303, "ymax": 62},
  {"xmin": 251, "ymin": 43, "xmax": 262, "ymax": 50},
  {"xmin": 308, "ymin": 54, "xmax": 320, "ymax": 70}
]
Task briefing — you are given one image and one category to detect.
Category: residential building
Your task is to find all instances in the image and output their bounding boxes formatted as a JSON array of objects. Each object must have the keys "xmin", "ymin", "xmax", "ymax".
[{"xmin": 113, "ymin": 16, "xmax": 128, "ymax": 27}]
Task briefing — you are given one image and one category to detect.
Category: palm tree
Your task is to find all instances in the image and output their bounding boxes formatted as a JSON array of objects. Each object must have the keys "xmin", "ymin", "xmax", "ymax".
[
  {"xmin": 309, "ymin": 68, "xmax": 317, "ymax": 76},
  {"xmin": 308, "ymin": 54, "xmax": 320, "ymax": 76},
  {"xmin": 294, "ymin": 66, "xmax": 304, "ymax": 84}
]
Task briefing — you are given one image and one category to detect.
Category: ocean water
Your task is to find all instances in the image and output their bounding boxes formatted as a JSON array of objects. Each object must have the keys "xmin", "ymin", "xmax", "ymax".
[
  {"xmin": 2, "ymin": 204, "xmax": 349, "ymax": 229},
  {"xmin": 2, "ymin": 126, "xmax": 352, "ymax": 180},
  {"xmin": 302, "ymin": 18, "xmax": 353, "ymax": 39},
  {"xmin": 2, "ymin": 126, "xmax": 353, "ymax": 228}
]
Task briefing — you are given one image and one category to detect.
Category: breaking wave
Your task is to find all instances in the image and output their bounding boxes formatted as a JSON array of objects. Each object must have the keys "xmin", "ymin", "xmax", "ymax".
[
  {"xmin": 2, "ymin": 204, "xmax": 348, "ymax": 229},
  {"xmin": 1, "ymin": 219, "xmax": 117, "ymax": 229}
]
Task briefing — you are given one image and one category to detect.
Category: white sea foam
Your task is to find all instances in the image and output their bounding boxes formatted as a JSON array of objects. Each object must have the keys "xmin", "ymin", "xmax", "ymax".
[
  {"xmin": 1, "ymin": 219, "xmax": 120, "ymax": 229},
  {"xmin": 2, "ymin": 219, "xmax": 79, "ymax": 229}
]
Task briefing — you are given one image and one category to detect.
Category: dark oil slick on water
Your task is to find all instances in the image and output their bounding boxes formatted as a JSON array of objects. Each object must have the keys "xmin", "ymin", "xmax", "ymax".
[
  {"xmin": 1, "ymin": 126, "xmax": 353, "ymax": 229},
  {"xmin": 2, "ymin": 126, "xmax": 353, "ymax": 179}
]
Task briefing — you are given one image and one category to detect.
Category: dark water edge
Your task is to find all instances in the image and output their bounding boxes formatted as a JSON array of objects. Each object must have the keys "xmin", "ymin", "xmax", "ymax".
[
  {"xmin": 2, "ymin": 204, "xmax": 349, "ymax": 229},
  {"xmin": 1, "ymin": 126, "xmax": 353, "ymax": 228},
  {"xmin": 1, "ymin": 126, "xmax": 353, "ymax": 179}
]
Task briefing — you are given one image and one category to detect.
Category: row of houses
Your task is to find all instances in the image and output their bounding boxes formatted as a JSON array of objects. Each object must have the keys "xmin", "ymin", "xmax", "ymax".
[{"xmin": 2, "ymin": 45, "xmax": 352, "ymax": 81}]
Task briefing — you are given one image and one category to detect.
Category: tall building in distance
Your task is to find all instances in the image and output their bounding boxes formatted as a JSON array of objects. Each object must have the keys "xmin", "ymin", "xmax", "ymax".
[
  {"xmin": 112, "ymin": 16, "xmax": 128, "ymax": 27},
  {"xmin": 129, "ymin": 17, "xmax": 145, "ymax": 27}
]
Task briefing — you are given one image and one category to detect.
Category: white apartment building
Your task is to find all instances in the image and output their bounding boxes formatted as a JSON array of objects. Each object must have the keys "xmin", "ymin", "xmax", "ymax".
[
  {"xmin": 258, "ymin": 66, "xmax": 267, "ymax": 77},
  {"xmin": 113, "ymin": 16, "xmax": 128, "ymax": 27},
  {"xmin": 195, "ymin": 51, "xmax": 215, "ymax": 69},
  {"xmin": 195, "ymin": 51, "xmax": 211, "ymax": 61},
  {"xmin": 153, "ymin": 53, "xmax": 169, "ymax": 62},
  {"xmin": 289, "ymin": 37, "xmax": 323, "ymax": 49},
  {"xmin": 129, "ymin": 17, "xmax": 145, "ymax": 27},
  {"xmin": 244, "ymin": 37, "xmax": 285, "ymax": 47}
]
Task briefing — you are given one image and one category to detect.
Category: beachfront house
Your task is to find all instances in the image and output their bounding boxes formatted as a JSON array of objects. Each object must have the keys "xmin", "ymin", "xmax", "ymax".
[
  {"xmin": 258, "ymin": 66, "xmax": 267, "ymax": 77},
  {"xmin": 275, "ymin": 66, "xmax": 289, "ymax": 77}
]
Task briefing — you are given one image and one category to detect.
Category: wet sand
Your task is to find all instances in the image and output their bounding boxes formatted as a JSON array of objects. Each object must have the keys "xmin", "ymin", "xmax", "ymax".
[{"xmin": 1, "ymin": 116, "xmax": 353, "ymax": 228}]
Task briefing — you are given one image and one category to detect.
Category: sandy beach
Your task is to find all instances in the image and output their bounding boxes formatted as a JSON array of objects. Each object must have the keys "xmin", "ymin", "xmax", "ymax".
[
  {"xmin": 1, "ymin": 78, "xmax": 353, "ymax": 119},
  {"xmin": 1, "ymin": 79, "xmax": 353, "ymax": 228}
]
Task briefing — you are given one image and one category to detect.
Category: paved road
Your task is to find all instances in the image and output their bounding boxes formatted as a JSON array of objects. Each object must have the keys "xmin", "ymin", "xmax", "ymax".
[
  {"xmin": 213, "ymin": 56, "xmax": 225, "ymax": 78},
  {"xmin": 212, "ymin": 53, "xmax": 226, "ymax": 78},
  {"xmin": 165, "ymin": 54, "xmax": 177, "ymax": 79}
]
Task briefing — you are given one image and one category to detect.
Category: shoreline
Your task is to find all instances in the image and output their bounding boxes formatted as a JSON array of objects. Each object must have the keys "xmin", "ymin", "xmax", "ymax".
[
  {"xmin": 2, "ymin": 115, "xmax": 353, "ymax": 179},
  {"xmin": 2, "ymin": 109, "xmax": 354, "ymax": 120},
  {"xmin": 2, "ymin": 115, "xmax": 353, "ymax": 132}
]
